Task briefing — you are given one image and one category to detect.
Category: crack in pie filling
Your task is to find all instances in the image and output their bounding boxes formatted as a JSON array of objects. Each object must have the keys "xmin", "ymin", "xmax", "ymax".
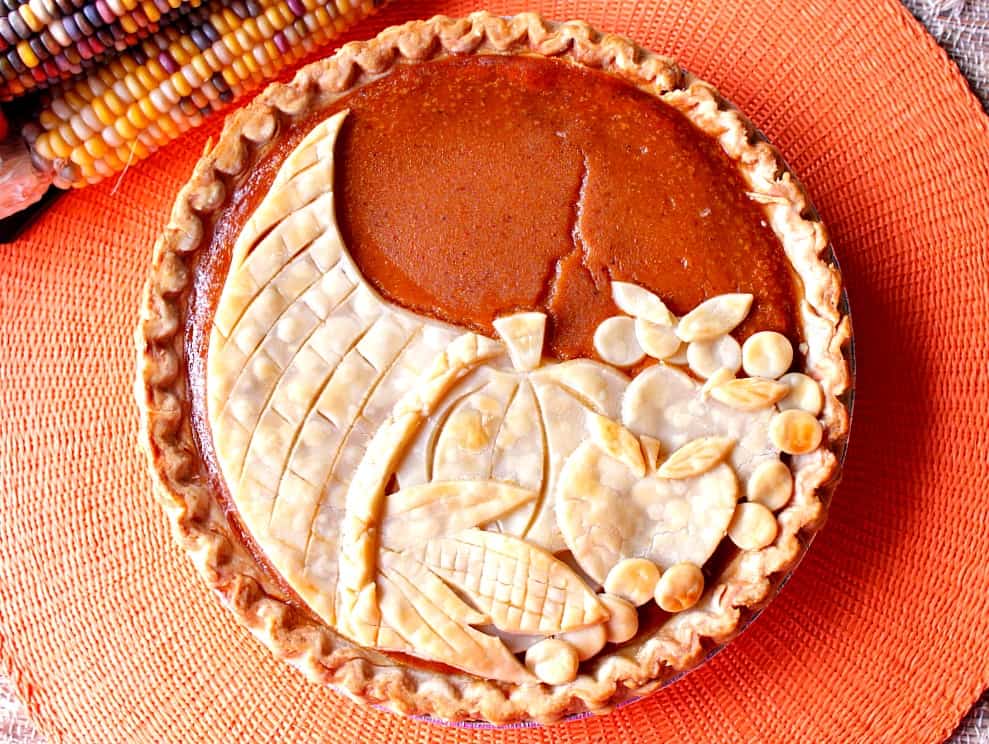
[{"xmin": 137, "ymin": 12, "xmax": 851, "ymax": 723}]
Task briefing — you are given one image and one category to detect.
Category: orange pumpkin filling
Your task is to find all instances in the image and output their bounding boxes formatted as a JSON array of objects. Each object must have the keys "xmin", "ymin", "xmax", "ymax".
[{"xmin": 335, "ymin": 55, "xmax": 798, "ymax": 359}]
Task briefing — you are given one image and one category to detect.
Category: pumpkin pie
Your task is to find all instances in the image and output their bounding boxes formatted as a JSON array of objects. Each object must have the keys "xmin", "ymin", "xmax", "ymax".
[{"xmin": 136, "ymin": 11, "xmax": 851, "ymax": 724}]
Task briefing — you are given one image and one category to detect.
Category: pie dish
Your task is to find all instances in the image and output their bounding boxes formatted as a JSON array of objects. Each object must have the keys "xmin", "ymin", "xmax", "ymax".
[{"xmin": 135, "ymin": 11, "xmax": 851, "ymax": 724}]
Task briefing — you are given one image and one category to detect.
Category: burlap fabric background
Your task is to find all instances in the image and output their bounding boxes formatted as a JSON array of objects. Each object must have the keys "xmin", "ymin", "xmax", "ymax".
[{"xmin": 2, "ymin": 1, "xmax": 989, "ymax": 742}]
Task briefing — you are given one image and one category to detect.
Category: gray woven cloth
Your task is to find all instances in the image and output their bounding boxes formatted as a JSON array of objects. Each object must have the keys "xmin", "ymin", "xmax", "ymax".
[
  {"xmin": 956, "ymin": 700, "xmax": 989, "ymax": 744},
  {"xmin": 0, "ymin": 2, "xmax": 986, "ymax": 742},
  {"xmin": 904, "ymin": 0, "xmax": 989, "ymax": 110},
  {"xmin": 0, "ymin": 678, "xmax": 41, "ymax": 744}
]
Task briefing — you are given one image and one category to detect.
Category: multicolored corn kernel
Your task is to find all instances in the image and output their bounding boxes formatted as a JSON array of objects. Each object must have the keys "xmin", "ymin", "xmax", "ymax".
[
  {"xmin": 0, "ymin": 0, "xmax": 206, "ymax": 98},
  {"xmin": 29, "ymin": 0, "xmax": 383, "ymax": 187}
]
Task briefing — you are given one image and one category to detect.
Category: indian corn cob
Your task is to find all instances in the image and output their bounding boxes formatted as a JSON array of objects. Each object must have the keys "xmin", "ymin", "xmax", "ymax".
[
  {"xmin": 0, "ymin": 0, "xmax": 383, "ymax": 218},
  {"xmin": 0, "ymin": 0, "xmax": 207, "ymax": 99}
]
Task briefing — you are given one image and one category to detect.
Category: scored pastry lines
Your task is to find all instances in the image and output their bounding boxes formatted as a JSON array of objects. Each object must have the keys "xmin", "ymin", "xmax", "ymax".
[
  {"xmin": 210, "ymin": 268, "xmax": 357, "ymax": 438},
  {"xmin": 268, "ymin": 321, "xmax": 423, "ymax": 543},
  {"xmin": 510, "ymin": 376, "xmax": 551, "ymax": 542},
  {"xmin": 432, "ymin": 374, "xmax": 520, "ymax": 482},
  {"xmin": 410, "ymin": 529, "xmax": 607, "ymax": 634},
  {"xmin": 215, "ymin": 114, "xmax": 349, "ymax": 344},
  {"xmin": 232, "ymin": 115, "xmax": 346, "ymax": 271},
  {"xmin": 292, "ymin": 327, "xmax": 438, "ymax": 560},
  {"xmin": 213, "ymin": 242, "xmax": 332, "ymax": 364},
  {"xmin": 394, "ymin": 370, "xmax": 493, "ymax": 490},
  {"xmin": 234, "ymin": 289, "xmax": 382, "ymax": 520},
  {"xmin": 526, "ymin": 381, "xmax": 612, "ymax": 551},
  {"xmin": 223, "ymin": 194, "xmax": 344, "ymax": 340},
  {"xmin": 336, "ymin": 331, "xmax": 505, "ymax": 647},
  {"xmin": 490, "ymin": 379, "xmax": 545, "ymax": 534},
  {"xmin": 206, "ymin": 109, "xmax": 832, "ymax": 684},
  {"xmin": 379, "ymin": 481, "xmax": 537, "ymax": 551},
  {"xmin": 376, "ymin": 550, "xmax": 533, "ymax": 683}
]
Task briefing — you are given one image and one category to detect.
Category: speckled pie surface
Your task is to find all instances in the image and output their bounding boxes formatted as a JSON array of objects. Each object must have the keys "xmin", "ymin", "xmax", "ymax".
[{"xmin": 135, "ymin": 12, "xmax": 849, "ymax": 723}]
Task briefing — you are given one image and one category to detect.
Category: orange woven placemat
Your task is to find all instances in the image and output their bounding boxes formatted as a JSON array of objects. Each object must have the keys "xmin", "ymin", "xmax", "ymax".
[{"xmin": 2, "ymin": 1, "xmax": 988, "ymax": 742}]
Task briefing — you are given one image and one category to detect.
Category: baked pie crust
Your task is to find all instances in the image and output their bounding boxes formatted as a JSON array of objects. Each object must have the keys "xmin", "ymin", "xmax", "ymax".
[{"xmin": 136, "ymin": 11, "xmax": 851, "ymax": 724}]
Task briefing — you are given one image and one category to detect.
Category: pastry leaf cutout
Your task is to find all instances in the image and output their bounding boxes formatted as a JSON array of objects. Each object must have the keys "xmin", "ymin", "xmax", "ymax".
[
  {"xmin": 410, "ymin": 528, "xmax": 608, "ymax": 635},
  {"xmin": 377, "ymin": 550, "xmax": 534, "ymax": 683},
  {"xmin": 380, "ymin": 481, "xmax": 537, "ymax": 552},
  {"xmin": 675, "ymin": 293, "xmax": 753, "ymax": 342},
  {"xmin": 588, "ymin": 412, "xmax": 646, "ymax": 478},
  {"xmin": 709, "ymin": 377, "xmax": 789, "ymax": 411},
  {"xmin": 657, "ymin": 436, "xmax": 735, "ymax": 479},
  {"xmin": 611, "ymin": 281, "xmax": 676, "ymax": 326}
]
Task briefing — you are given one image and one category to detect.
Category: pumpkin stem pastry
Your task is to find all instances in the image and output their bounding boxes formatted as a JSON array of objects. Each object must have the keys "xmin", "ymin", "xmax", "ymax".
[{"xmin": 136, "ymin": 11, "xmax": 852, "ymax": 724}]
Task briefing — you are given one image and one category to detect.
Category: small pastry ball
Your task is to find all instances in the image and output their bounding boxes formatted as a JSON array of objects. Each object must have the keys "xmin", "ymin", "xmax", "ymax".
[
  {"xmin": 604, "ymin": 558, "xmax": 662, "ymax": 606},
  {"xmin": 769, "ymin": 409, "xmax": 823, "ymax": 454},
  {"xmin": 654, "ymin": 562, "xmax": 705, "ymax": 613},
  {"xmin": 525, "ymin": 638, "xmax": 580, "ymax": 685},
  {"xmin": 777, "ymin": 372, "xmax": 824, "ymax": 415},
  {"xmin": 747, "ymin": 459, "xmax": 793, "ymax": 511},
  {"xmin": 742, "ymin": 331, "xmax": 794, "ymax": 379},
  {"xmin": 728, "ymin": 502, "xmax": 779, "ymax": 551}
]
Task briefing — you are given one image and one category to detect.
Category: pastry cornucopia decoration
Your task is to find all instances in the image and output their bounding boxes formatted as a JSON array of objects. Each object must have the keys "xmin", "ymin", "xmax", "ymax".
[{"xmin": 206, "ymin": 109, "xmax": 827, "ymax": 686}]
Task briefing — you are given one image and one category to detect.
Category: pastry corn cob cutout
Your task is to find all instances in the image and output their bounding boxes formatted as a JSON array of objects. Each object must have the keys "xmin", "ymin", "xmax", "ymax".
[{"xmin": 0, "ymin": 0, "xmax": 383, "ymax": 219}]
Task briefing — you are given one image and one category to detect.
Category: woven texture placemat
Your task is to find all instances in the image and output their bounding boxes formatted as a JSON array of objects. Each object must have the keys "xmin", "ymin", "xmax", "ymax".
[{"xmin": 2, "ymin": 1, "xmax": 989, "ymax": 742}]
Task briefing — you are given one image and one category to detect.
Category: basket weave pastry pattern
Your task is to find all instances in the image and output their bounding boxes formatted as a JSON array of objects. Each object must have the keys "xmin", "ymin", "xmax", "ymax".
[{"xmin": 2, "ymin": 0, "xmax": 989, "ymax": 742}]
